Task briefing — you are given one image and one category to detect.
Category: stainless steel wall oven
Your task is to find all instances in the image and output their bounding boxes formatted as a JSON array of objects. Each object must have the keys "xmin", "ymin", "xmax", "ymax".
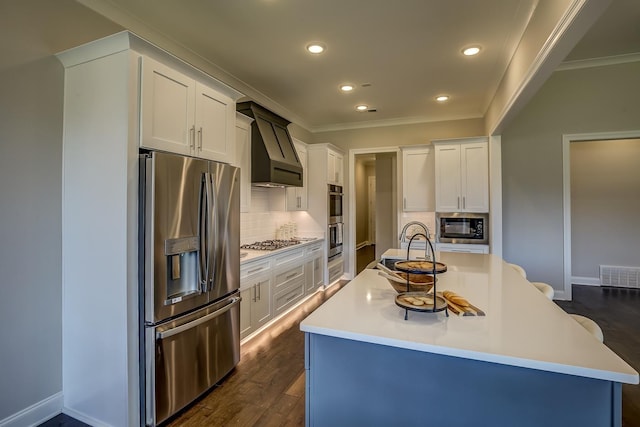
[{"xmin": 328, "ymin": 184, "xmax": 343, "ymax": 224}]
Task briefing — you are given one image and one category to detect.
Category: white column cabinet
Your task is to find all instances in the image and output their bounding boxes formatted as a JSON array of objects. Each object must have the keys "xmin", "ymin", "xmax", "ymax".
[
  {"xmin": 235, "ymin": 113, "xmax": 253, "ymax": 213},
  {"xmin": 140, "ymin": 56, "xmax": 235, "ymax": 164},
  {"xmin": 286, "ymin": 139, "xmax": 308, "ymax": 211},
  {"xmin": 402, "ymin": 146, "xmax": 434, "ymax": 211},
  {"xmin": 434, "ymin": 138, "xmax": 489, "ymax": 212}
]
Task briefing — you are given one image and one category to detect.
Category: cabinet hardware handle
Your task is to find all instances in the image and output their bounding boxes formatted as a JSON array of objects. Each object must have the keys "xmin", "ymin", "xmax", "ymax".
[
  {"xmin": 463, "ymin": 196, "xmax": 466, "ymax": 209},
  {"xmin": 403, "ymin": 198, "xmax": 406, "ymax": 209},
  {"xmin": 252, "ymin": 285, "xmax": 257, "ymax": 302},
  {"xmin": 457, "ymin": 196, "xmax": 460, "ymax": 209},
  {"xmin": 257, "ymin": 283, "xmax": 261, "ymax": 300},
  {"xmin": 286, "ymin": 293, "xmax": 298, "ymax": 302},
  {"xmin": 247, "ymin": 267, "xmax": 263, "ymax": 274},
  {"xmin": 197, "ymin": 127, "xmax": 203, "ymax": 150},
  {"xmin": 189, "ymin": 126, "xmax": 195, "ymax": 150},
  {"xmin": 286, "ymin": 272, "xmax": 297, "ymax": 280}
]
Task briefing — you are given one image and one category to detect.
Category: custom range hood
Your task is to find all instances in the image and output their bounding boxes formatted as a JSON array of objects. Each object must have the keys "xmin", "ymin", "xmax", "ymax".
[{"xmin": 236, "ymin": 101, "xmax": 303, "ymax": 187}]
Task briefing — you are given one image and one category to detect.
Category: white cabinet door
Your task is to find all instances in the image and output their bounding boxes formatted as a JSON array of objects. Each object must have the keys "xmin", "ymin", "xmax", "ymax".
[
  {"xmin": 140, "ymin": 56, "xmax": 235, "ymax": 164},
  {"xmin": 140, "ymin": 56, "xmax": 195, "ymax": 155},
  {"xmin": 195, "ymin": 82, "xmax": 234, "ymax": 164},
  {"xmin": 239, "ymin": 287, "xmax": 252, "ymax": 338},
  {"xmin": 235, "ymin": 113, "xmax": 252, "ymax": 212},
  {"xmin": 287, "ymin": 140, "xmax": 308, "ymax": 211},
  {"xmin": 460, "ymin": 143, "xmax": 489, "ymax": 212},
  {"xmin": 435, "ymin": 144, "xmax": 462, "ymax": 211},
  {"xmin": 434, "ymin": 140, "xmax": 488, "ymax": 213},
  {"xmin": 402, "ymin": 147, "xmax": 434, "ymax": 211},
  {"xmin": 252, "ymin": 277, "xmax": 272, "ymax": 328},
  {"xmin": 327, "ymin": 149, "xmax": 344, "ymax": 185},
  {"xmin": 240, "ymin": 275, "xmax": 272, "ymax": 339}
]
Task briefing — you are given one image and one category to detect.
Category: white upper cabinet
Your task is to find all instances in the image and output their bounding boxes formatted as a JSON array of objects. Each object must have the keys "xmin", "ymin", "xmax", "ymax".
[
  {"xmin": 140, "ymin": 56, "xmax": 235, "ymax": 164},
  {"xmin": 235, "ymin": 112, "xmax": 253, "ymax": 213},
  {"xmin": 402, "ymin": 146, "xmax": 434, "ymax": 211},
  {"xmin": 327, "ymin": 149, "xmax": 344, "ymax": 185},
  {"xmin": 434, "ymin": 138, "xmax": 489, "ymax": 212},
  {"xmin": 286, "ymin": 139, "xmax": 308, "ymax": 211}
]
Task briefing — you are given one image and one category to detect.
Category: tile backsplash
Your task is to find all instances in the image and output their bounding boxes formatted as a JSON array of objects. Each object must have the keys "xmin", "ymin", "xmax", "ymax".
[{"xmin": 240, "ymin": 188, "xmax": 323, "ymax": 244}]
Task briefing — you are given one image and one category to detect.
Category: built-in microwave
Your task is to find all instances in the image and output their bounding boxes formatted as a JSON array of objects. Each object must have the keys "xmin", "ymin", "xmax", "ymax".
[
  {"xmin": 328, "ymin": 184, "xmax": 343, "ymax": 224},
  {"xmin": 436, "ymin": 212, "xmax": 488, "ymax": 244}
]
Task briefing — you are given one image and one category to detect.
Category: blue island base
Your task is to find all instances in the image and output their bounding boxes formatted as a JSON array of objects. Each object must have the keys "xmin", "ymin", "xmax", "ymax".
[{"xmin": 305, "ymin": 333, "xmax": 621, "ymax": 427}]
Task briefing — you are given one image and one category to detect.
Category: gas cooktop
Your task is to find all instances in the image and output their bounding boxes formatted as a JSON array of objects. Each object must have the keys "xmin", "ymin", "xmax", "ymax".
[{"xmin": 240, "ymin": 239, "xmax": 301, "ymax": 251}]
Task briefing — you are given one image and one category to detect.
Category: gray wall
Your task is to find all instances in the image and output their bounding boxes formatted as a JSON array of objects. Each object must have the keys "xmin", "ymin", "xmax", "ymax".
[
  {"xmin": 0, "ymin": 57, "xmax": 64, "ymax": 418},
  {"xmin": 571, "ymin": 139, "xmax": 640, "ymax": 278},
  {"xmin": 502, "ymin": 61, "xmax": 640, "ymax": 289}
]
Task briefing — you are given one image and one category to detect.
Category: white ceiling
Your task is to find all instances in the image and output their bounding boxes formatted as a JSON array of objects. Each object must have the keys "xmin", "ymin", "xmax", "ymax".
[{"xmin": 5, "ymin": 0, "xmax": 640, "ymax": 132}]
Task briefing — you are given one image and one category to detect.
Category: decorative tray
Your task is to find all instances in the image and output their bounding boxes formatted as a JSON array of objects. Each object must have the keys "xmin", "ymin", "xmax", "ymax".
[
  {"xmin": 394, "ymin": 260, "xmax": 447, "ymax": 274},
  {"xmin": 395, "ymin": 291, "xmax": 448, "ymax": 313}
]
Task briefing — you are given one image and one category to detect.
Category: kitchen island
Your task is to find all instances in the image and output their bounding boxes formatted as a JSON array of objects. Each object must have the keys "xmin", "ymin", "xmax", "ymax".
[{"xmin": 300, "ymin": 252, "xmax": 638, "ymax": 427}]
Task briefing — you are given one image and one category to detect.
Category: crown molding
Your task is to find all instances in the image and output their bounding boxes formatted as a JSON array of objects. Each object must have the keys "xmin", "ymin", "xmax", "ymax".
[{"xmin": 557, "ymin": 52, "xmax": 640, "ymax": 71}]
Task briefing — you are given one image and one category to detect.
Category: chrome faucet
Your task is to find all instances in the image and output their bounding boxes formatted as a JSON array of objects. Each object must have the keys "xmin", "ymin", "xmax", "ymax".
[{"xmin": 399, "ymin": 221, "xmax": 431, "ymax": 260}]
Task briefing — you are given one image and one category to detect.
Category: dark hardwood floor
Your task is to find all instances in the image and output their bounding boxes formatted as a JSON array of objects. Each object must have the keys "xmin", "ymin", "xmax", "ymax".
[{"xmin": 556, "ymin": 285, "xmax": 640, "ymax": 427}]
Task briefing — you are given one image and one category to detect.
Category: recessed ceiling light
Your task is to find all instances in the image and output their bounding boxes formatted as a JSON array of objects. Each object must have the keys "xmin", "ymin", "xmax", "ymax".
[
  {"xmin": 306, "ymin": 43, "xmax": 326, "ymax": 54},
  {"xmin": 436, "ymin": 95, "xmax": 450, "ymax": 102},
  {"xmin": 462, "ymin": 46, "xmax": 481, "ymax": 56},
  {"xmin": 340, "ymin": 84, "xmax": 354, "ymax": 92},
  {"xmin": 355, "ymin": 104, "xmax": 368, "ymax": 111}
]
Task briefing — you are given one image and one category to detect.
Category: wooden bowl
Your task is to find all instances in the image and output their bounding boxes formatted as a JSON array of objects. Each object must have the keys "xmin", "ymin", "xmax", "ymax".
[{"xmin": 380, "ymin": 271, "xmax": 434, "ymax": 293}]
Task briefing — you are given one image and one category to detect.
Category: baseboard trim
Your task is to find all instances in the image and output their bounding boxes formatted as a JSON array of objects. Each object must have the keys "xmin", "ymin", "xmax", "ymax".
[
  {"xmin": 572, "ymin": 276, "xmax": 601, "ymax": 286},
  {"xmin": 62, "ymin": 406, "xmax": 110, "ymax": 427},
  {"xmin": 0, "ymin": 392, "xmax": 62, "ymax": 427}
]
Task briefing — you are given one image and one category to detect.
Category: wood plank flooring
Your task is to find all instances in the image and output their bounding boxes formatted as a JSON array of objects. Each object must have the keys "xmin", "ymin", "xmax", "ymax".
[{"xmin": 166, "ymin": 280, "xmax": 349, "ymax": 427}]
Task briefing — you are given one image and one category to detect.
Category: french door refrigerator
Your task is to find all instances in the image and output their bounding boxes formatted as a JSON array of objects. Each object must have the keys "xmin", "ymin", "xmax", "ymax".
[{"xmin": 139, "ymin": 151, "xmax": 241, "ymax": 426}]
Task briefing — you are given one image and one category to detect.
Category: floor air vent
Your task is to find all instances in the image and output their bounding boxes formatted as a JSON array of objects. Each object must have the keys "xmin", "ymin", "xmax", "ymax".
[{"xmin": 599, "ymin": 265, "xmax": 640, "ymax": 288}]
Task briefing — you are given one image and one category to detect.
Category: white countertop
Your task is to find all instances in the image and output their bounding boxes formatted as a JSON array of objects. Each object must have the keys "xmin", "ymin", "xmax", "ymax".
[
  {"xmin": 240, "ymin": 238, "xmax": 323, "ymax": 263},
  {"xmin": 300, "ymin": 252, "xmax": 639, "ymax": 384}
]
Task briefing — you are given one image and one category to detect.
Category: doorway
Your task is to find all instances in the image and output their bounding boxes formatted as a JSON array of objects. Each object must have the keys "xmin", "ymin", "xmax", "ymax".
[
  {"xmin": 349, "ymin": 148, "xmax": 399, "ymax": 277},
  {"xmin": 562, "ymin": 130, "xmax": 640, "ymax": 300}
]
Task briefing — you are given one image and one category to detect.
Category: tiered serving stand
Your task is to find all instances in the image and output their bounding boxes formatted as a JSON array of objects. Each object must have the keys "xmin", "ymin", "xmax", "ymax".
[{"xmin": 393, "ymin": 233, "xmax": 448, "ymax": 319}]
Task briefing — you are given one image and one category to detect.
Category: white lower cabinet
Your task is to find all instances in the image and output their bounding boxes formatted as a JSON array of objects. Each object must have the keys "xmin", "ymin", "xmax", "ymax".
[
  {"xmin": 328, "ymin": 255, "xmax": 344, "ymax": 284},
  {"xmin": 240, "ymin": 240, "xmax": 324, "ymax": 340},
  {"xmin": 273, "ymin": 263, "xmax": 306, "ymax": 315},
  {"xmin": 240, "ymin": 274, "xmax": 272, "ymax": 339}
]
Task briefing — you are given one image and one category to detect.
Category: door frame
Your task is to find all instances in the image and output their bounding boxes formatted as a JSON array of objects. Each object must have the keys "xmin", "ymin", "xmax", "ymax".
[
  {"xmin": 561, "ymin": 129, "xmax": 640, "ymax": 300},
  {"xmin": 348, "ymin": 147, "xmax": 399, "ymax": 279}
]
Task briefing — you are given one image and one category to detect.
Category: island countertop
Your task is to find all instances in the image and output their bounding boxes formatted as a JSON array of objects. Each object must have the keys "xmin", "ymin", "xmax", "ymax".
[{"xmin": 300, "ymin": 252, "xmax": 638, "ymax": 384}]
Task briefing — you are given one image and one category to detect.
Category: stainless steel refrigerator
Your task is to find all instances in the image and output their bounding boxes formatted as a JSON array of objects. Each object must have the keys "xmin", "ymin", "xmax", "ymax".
[{"xmin": 139, "ymin": 151, "xmax": 241, "ymax": 426}]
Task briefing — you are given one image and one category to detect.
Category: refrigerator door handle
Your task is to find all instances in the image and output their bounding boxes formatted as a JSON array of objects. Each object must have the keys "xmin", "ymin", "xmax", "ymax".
[
  {"xmin": 156, "ymin": 296, "xmax": 241, "ymax": 340},
  {"xmin": 209, "ymin": 172, "xmax": 219, "ymax": 291},
  {"xmin": 199, "ymin": 173, "xmax": 212, "ymax": 292}
]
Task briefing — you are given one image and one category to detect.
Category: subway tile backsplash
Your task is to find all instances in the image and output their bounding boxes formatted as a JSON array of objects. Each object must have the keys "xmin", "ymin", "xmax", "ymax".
[{"xmin": 240, "ymin": 188, "xmax": 323, "ymax": 244}]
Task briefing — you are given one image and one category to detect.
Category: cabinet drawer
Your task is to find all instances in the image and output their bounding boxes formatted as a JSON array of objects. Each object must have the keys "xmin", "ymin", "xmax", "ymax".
[
  {"xmin": 305, "ymin": 242, "xmax": 324, "ymax": 258},
  {"xmin": 328, "ymin": 257, "xmax": 344, "ymax": 284},
  {"xmin": 240, "ymin": 259, "xmax": 271, "ymax": 281},
  {"xmin": 274, "ymin": 264, "xmax": 305, "ymax": 290},
  {"xmin": 273, "ymin": 281, "xmax": 305, "ymax": 315},
  {"xmin": 273, "ymin": 249, "xmax": 305, "ymax": 267}
]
